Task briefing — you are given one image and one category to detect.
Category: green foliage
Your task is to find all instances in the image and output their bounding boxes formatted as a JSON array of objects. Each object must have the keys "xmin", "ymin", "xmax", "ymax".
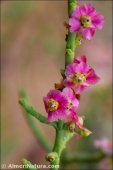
[{"xmin": 21, "ymin": 159, "xmax": 37, "ymax": 170}]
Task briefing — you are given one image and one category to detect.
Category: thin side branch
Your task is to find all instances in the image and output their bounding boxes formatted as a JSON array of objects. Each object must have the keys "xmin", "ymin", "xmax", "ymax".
[
  {"xmin": 21, "ymin": 159, "xmax": 38, "ymax": 170},
  {"xmin": 62, "ymin": 151, "xmax": 108, "ymax": 164},
  {"xmin": 19, "ymin": 97, "xmax": 57, "ymax": 128},
  {"xmin": 26, "ymin": 114, "xmax": 52, "ymax": 152}
]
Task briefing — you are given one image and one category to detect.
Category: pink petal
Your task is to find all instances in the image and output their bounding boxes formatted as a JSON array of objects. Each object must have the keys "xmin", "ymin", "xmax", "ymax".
[
  {"xmin": 92, "ymin": 14, "xmax": 105, "ymax": 29},
  {"xmin": 86, "ymin": 69, "xmax": 100, "ymax": 84},
  {"xmin": 75, "ymin": 84, "xmax": 89, "ymax": 94},
  {"xmin": 62, "ymin": 87, "xmax": 73, "ymax": 98},
  {"xmin": 48, "ymin": 110, "xmax": 66, "ymax": 122},
  {"xmin": 80, "ymin": 28, "xmax": 95, "ymax": 40},
  {"xmin": 86, "ymin": 4, "xmax": 96, "ymax": 16},
  {"xmin": 75, "ymin": 62, "xmax": 90, "ymax": 73},
  {"xmin": 43, "ymin": 97, "xmax": 48, "ymax": 112},
  {"xmin": 63, "ymin": 79, "xmax": 74, "ymax": 88},
  {"xmin": 69, "ymin": 18, "xmax": 80, "ymax": 32},
  {"xmin": 80, "ymin": 4, "xmax": 93, "ymax": 15},
  {"xmin": 72, "ymin": 5, "xmax": 81, "ymax": 19},
  {"xmin": 65, "ymin": 63, "xmax": 77, "ymax": 75},
  {"xmin": 48, "ymin": 112, "xmax": 58, "ymax": 122},
  {"xmin": 74, "ymin": 55, "xmax": 87, "ymax": 64},
  {"xmin": 80, "ymin": 4, "xmax": 89, "ymax": 15},
  {"xmin": 72, "ymin": 98, "xmax": 79, "ymax": 109}
]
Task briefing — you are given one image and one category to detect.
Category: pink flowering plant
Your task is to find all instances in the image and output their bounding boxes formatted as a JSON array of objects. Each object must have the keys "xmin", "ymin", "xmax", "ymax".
[
  {"xmin": 64, "ymin": 55, "xmax": 100, "ymax": 93},
  {"xmin": 69, "ymin": 3, "xmax": 104, "ymax": 40},
  {"xmin": 18, "ymin": 1, "xmax": 112, "ymax": 170}
]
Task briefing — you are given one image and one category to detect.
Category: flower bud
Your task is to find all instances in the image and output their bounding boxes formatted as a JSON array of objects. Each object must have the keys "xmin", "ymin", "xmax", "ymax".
[
  {"xmin": 46, "ymin": 152, "xmax": 59, "ymax": 163},
  {"xmin": 76, "ymin": 127, "xmax": 92, "ymax": 136},
  {"xmin": 68, "ymin": 121, "xmax": 76, "ymax": 132}
]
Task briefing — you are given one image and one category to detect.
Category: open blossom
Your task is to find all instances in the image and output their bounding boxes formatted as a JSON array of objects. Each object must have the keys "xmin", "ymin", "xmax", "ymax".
[
  {"xmin": 62, "ymin": 87, "xmax": 79, "ymax": 111},
  {"xmin": 43, "ymin": 89, "xmax": 68, "ymax": 122},
  {"xmin": 64, "ymin": 56, "xmax": 100, "ymax": 94},
  {"xmin": 62, "ymin": 87, "xmax": 79, "ymax": 122},
  {"xmin": 69, "ymin": 4, "xmax": 104, "ymax": 40},
  {"xmin": 43, "ymin": 88, "xmax": 79, "ymax": 122},
  {"xmin": 43, "ymin": 86, "xmax": 91, "ymax": 136}
]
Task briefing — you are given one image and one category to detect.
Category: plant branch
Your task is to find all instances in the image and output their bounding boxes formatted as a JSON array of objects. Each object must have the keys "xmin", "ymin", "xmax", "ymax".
[
  {"xmin": 19, "ymin": 97, "xmax": 57, "ymax": 128},
  {"xmin": 65, "ymin": 0, "xmax": 77, "ymax": 67},
  {"xmin": 26, "ymin": 114, "xmax": 52, "ymax": 152},
  {"xmin": 62, "ymin": 151, "xmax": 108, "ymax": 164},
  {"xmin": 19, "ymin": 91, "xmax": 52, "ymax": 151},
  {"xmin": 21, "ymin": 159, "xmax": 38, "ymax": 170},
  {"xmin": 47, "ymin": 1, "xmax": 77, "ymax": 169},
  {"xmin": 47, "ymin": 122, "xmax": 75, "ymax": 170}
]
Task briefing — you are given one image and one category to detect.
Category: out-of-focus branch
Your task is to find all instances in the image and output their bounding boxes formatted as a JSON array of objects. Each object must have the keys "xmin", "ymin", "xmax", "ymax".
[
  {"xmin": 62, "ymin": 151, "xmax": 109, "ymax": 164},
  {"xmin": 19, "ymin": 96, "xmax": 57, "ymax": 128},
  {"xmin": 19, "ymin": 91, "xmax": 53, "ymax": 151},
  {"xmin": 26, "ymin": 114, "xmax": 52, "ymax": 152}
]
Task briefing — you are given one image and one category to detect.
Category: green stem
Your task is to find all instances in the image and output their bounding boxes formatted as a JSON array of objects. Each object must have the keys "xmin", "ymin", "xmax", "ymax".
[
  {"xmin": 19, "ymin": 97, "xmax": 57, "ymax": 128},
  {"xmin": 65, "ymin": 0, "xmax": 77, "ymax": 67},
  {"xmin": 19, "ymin": 91, "xmax": 52, "ymax": 151},
  {"xmin": 68, "ymin": 0, "xmax": 77, "ymax": 17},
  {"xmin": 50, "ymin": 122, "xmax": 75, "ymax": 170},
  {"xmin": 48, "ymin": 1, "xmax": 77, "ymax": 169},
  {"xmin": 53, "ymin": 130, "xmax": 64, "ymax": 156},
  {"xmin": 65, "ymin": 33, "xmax": 76, "ymax": 66},
  {"xmin": 50, "ymin": 130, "xmax": 62, "ymax": 170},
  {"xmin": 21, "ymin": 159, "xmax": 38, "ymax": 170}
]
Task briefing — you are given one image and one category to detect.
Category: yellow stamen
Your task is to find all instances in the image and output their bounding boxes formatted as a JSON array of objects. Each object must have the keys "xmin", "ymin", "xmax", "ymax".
[
  {"xmin": 48, "ymin": 99, "xmax": 59, "ymax": 112},
  {"xmin": 69, "ymin": 121, "xmax": 76, "ymax": 132},
  {"xmin": 67, "ymin": 99, "xmax": 72, "ymax": 109},
  {"xmin": 80, "ymin": 15, "xmax": 92, "ymax": 28},
  {"xmin": 72, "ymin": 73, "xmax": 86, "ymax": 85}
]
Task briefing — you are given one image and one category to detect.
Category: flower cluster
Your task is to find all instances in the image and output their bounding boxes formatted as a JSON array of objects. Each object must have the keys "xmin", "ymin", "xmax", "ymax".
[
  {"xmin": 69, "ymin": 4, "xmax": 104, "ymax": 40},
  {"xmin": 43, "ymin": 3, "xmax": 104, "ymax": 136},
  {"xmin": 43, "ymin": 55, "xmax": 99, "ymax": 134}
]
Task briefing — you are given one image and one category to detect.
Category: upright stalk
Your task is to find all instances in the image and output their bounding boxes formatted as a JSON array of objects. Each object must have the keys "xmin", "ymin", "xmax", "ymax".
[
  {"xmin": 50, "ymin": 123, "xmax": 74, "ymax": 170},
  {"xmin": 65, "ymin": 0, "xmax": 77, "ymax": 66},
  {"xmin": 47, "ymin": 0, "xmax": 77, "ymax": 169}
]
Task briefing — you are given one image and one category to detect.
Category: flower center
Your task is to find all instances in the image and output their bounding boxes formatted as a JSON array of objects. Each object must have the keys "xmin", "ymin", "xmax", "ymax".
[
  {"xmin": 80, "ymin": 16, "xmax": 92, "ymax": 28},
  {"xmin": 72, "ymin": 73, "xmax": 86, "ymax": 84},
  {"xmin": 48, "ymin": 99, "xmax": 59, "ymax": 111},
  {"xmin": 67, "ymin": 99, "xmax": 72, "ymax": 109}
]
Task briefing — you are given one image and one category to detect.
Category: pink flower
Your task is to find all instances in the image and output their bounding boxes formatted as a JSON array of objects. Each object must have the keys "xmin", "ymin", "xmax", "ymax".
[
  {"xmin": 62, "ymin": 87, "xmax": 79, "ymax": 122},
  {"xmin": 43, "ymin": 88, "xmax": 79, "ymax": 122},
  {"xmin": 62, "ymin": 87, "xmax": 79, "ymax": 111},
  {"xmin": 94, "ymin": 138, "xmax": 112, "ymax": 156},
  {"xmin": 64, "ymin": 56, "xmax": 100, "ymax": 94},
  {"xmin": 69, "ymin": 4, "xmax": 104, "ymax": 40},
  {"xmin": 43, "ymin": 89, "xmax": 68, "ymax": 122}
]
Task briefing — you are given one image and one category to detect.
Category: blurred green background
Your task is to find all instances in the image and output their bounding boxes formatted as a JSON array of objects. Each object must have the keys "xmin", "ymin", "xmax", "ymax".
[{"xmin": 1, "ymin": 0, "xmax": 112, "ymax": 170}]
